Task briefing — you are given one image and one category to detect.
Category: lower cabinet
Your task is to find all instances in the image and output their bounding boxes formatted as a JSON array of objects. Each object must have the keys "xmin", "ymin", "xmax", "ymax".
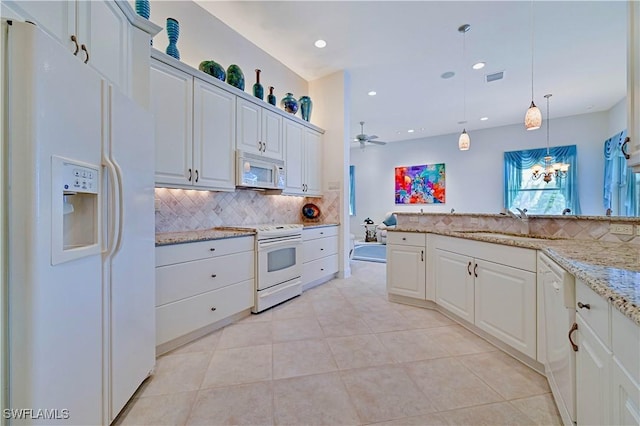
[
  {"xmin": 155, "ymin": 236, "xmax": 255, "ymax": 349},
  {"xmin": 432, "ymin": 235, "xmax": 537, "ymax": 359},
  {"xmin": 302, "ymin": 225, "xmax": 338, "ymax": 288},
  {"xmin": 611, "ymin": 308, "xmax": 640, "ymax": 426},
  {"xmin": 387, "ymin": 232, "xmax": 426, "ymax": 299}
]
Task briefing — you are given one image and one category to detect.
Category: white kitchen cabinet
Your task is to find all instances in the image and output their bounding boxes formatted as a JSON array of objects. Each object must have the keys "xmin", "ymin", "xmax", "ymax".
[
  {"xmin": 432, "ymin": 235, "xmax": 537, "ymax": 359},
  {"xmin": 236, "ymin": 97, "xmax": 283, "ymax": 159},
  {"xmin": 302, "ymin": 226, "xmax": 338, "ymax": 289},
  {"xmin": 576, "ymin": 313, "xmax": 612, "ymax": 426},
  {"xmin": 387, "ymin": 232, "xmax": 426, "ymax": 300},
  {"xmin": 283, "ymin": 120, "xmax": 323, "ymax": 196},
  {"xmin": 611, "ymin": 308, "xmax": 640, "ymax": 426},
  {"xmin": 434, "ymin": 249, "xmax": 474, "ymax": 321},
  {"xmin": 626, "ymin": 0, "xmax": 640, "ymax": 172},
  {"xmin": 155, "ymin": 237, "xmax": 255, "ymax": 351},
  {"xmin": 151, "ymin": 57, "xmax": 236, "ymax": 191},
  {"xmin": 4, "ymin": 1, "xmax": 132, "ymax": 93}
]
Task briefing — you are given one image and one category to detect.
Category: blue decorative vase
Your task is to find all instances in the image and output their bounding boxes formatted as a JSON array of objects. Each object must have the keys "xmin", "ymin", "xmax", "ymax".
[
  {"xmin": 199, "ymin": 60, "xmax": 226, "ymax": 81},
  {"xmin": 299, "ymin": 96, "xmax": 313, "ymax": 121},
  {"xmin": 280, "ymin": 92, "xmax": 298, "ymax": 114},
  {"xmin": 226, "ymin": 64, "xmax": 245, "ymax": 90},
  {"xmin": 165, "ymin": 18, "xmax": 180, "ymax": 60},
  {"xmin": 134, "ymin": 0, "xmax": 150, "ymax": 19},
  {"xmin": 268, "ymin": 86, "xmax": 277, "ymax": 106},
  {"xmin": 253, "ymin": 69, "xmax": 264, "ymax": 100}
]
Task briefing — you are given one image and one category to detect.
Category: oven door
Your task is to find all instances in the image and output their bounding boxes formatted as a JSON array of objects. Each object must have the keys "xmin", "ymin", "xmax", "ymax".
[{"xmin": 257, "ymin": 237, "xmax": 302, "ymax": 290}]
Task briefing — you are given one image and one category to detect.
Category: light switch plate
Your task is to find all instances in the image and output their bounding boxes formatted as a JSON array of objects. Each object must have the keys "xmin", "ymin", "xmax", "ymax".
[{"xmin": 610, "ymin": 223, "xmax": 634, "ymax": 235}]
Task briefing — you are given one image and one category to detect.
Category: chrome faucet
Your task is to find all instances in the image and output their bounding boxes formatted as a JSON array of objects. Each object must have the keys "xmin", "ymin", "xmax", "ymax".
[
  {"xmin": 450, "ymin": 208, "xmax": 455, "ymax": 214},
  {"xmin": 606, "ymin": 208, "xmax": 612, "ymax": 217},
  {"xmin": 562, "ymin": 208, "xmax": 571, "ymax": 215},
  {"xmin": 507, "ymin": 208, "xmax": 529, "ymax": 234},
  {"xmin": 515, "ymin": 207, "xmax": 528, "ymax": 219}
]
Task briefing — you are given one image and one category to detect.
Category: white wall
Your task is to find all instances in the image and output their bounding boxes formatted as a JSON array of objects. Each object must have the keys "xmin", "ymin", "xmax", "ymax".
[
  {"xmin": 608, "ymin": 98, "xmax": 627, "ymax": 137},
  {"xmin": 148, "ymin": 1, "xmax": 308, "ymax": 104},
  {"xmin": 350, "ymin": 110, "xmax": 613, "ymax": 231}
]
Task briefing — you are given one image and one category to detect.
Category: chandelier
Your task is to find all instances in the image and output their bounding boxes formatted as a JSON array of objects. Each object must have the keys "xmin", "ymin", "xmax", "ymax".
[{"xmin": 531, "ymin": 94, "xmax": 569, "ymax": 183}]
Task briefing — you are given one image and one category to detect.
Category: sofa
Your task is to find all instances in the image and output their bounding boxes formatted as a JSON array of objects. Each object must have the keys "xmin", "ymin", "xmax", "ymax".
[{"xmin": 376, "ymin": 212, "xmax": 397, "ymax": 244}]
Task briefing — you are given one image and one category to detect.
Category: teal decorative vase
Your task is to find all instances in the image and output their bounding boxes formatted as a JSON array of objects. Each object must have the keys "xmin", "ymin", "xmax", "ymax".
[
  {"xmin": 165, "ymin": 18, "xmax": 180, "ymax": 60},
  {"xmin": 226, "ymin": 64, "xmax": 245, "ymax": 90},
  {"xmin": 267, "ymin": 86, "xmax": 277, "ymax": 106},
  {"xmin": 280, "ymin": 92, "xmax": 298, "ymax": 114},
  {"xmin": 299, "ymin": 96, "xmax": 313, "ymax": 121},
  {"xmin": 253, "ymin": 69, "xmax": 264, "ymax": 100},
  {"xmin": 199, "ymin": 60, "xmax": 226, "ymax": 81},
  {"xmin": 135, "ymin": 0, "xmax": 150, "ymax": 19}
]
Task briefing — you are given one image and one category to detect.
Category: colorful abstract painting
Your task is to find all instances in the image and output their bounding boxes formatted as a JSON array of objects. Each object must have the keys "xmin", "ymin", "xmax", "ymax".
[{"xmin": 395, "ymin": 163, "xmax": 446, "ymax": 204}]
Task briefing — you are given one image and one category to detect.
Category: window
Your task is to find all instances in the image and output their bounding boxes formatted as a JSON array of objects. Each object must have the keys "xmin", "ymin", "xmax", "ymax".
[
  {"xmin": 349, "ymin": 165, "xmax": 356, "ymax": 215},
  {"xmin": 504, "ymin": 145, "xmax": 580, "ymax": 215}
]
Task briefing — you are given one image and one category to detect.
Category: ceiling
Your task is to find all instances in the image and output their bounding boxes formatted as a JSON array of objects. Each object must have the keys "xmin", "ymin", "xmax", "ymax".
[{"xmin": 195, "ymin": 1, "xmax": 627, "ymax": 144}]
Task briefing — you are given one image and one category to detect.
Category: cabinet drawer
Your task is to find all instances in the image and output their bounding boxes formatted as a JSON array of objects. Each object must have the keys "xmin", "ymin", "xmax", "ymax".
[
  {"xmin": 156, "ymin": 279, "xmax": 254, "ymax": 346},
  {"xmin": 303, "ymin": 254, "xmax": 338, "ymax": 285},
  {"xmin": 303, "ymin": 236, "xmax": 338, "ymax": 263},
  {"xmin": 612, "ymin": 308, "xmax": 640, "ymax": 382},
  {"xmin": 576, "ymin": 279, "xmax": 611, "ymax": 346},
  {"xmin": 303, "ymin": 226, "xmax": 338, "ymax": 241},
  {"xmin": 156, "ymin": 250, "xmax": 254, "ymax": 306},
  {"xmin": 156, "ymin": 236, "xmax": 254, "ymax": 266},
  {"xmin": 387, "ymin": 231, "xmax": 425, "ymax": 247}
]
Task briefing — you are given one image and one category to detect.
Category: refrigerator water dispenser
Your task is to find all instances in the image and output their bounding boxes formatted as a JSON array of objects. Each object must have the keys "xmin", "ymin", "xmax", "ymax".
[{"xmin": 51, "ymin": 155, "xmax": 101, "ymax": 265}]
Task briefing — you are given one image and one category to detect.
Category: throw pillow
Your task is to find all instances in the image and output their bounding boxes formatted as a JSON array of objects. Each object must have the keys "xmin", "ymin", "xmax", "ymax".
[{"xmin": 382, "ymin": 213, "xmax": 397, "ymax": 227}]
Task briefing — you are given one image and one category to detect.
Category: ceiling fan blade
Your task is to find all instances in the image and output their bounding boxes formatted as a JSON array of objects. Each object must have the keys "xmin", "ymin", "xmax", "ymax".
[
  {"xmin": 368, "ymin": 135, "xmax": 379, "ymax": 140},
  {"xmin": 368, "ymin": 140, "xmax": 387, "ymax": 145}
]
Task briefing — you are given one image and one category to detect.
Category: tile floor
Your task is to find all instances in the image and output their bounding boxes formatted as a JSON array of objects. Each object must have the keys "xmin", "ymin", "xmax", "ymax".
[{"xmin": 116, "ymin": 260, "xmax": 562, "ymax": 426}]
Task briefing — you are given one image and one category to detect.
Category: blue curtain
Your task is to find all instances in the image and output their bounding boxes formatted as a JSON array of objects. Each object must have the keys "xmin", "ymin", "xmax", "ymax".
[
  {"xmin": 603, "ymin": 130, "xmax": 626, "ymax": 211},
  {"xmin": 349, "ymin": 165, "xmax": 356, "ymax": 215},
  {"xmin": 504, "ymin": 145, "xmax": 581, "ymax": 214}
]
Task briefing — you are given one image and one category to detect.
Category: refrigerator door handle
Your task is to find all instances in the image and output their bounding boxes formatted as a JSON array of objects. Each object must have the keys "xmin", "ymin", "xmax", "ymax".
[
  {"xmin": 112, "ymin": 159, "xmax": 124, "ymax": 255},
  {"xmin": 103, "ymin": 156, "xmax": 122, "ymax": 257}
]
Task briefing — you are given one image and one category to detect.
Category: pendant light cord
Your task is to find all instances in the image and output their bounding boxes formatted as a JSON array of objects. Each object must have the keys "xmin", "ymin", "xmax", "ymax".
[
  {"xmin": 530, "ymin": 0, "xmax": 535, "ymax": 102},
  {"xmin": 463, "ymin": 30, "xmax": 467, "ymax": 123}
]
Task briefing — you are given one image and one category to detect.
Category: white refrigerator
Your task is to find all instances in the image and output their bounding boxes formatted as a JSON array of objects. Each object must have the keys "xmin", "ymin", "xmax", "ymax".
[{"xmin": 4, "ymin": 21, "xmax": 155, "ymax": 425}]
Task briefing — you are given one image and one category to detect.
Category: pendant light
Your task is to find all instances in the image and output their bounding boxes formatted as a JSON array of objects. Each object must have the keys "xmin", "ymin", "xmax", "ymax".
[
  {"xmin": 531, "ymin": 94, "xmax": 569, "ymax": 182},
  {"xmin": 458, "ymin": 24, "xmax": 470, "ymax": 151},
  {"xmin": 524, "ymin": 0, "xmax": 542, "ymax": 131}
]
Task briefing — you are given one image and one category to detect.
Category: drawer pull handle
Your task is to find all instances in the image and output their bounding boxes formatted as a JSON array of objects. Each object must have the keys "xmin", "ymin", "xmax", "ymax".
[
  {"xmin": 320, "ymin": 268, "xmax": 324, "ymax": 271},
  {"xmin": 568, "ymin": 322, "xmax": 578, "ymax": 352},
  {"xmin": 209, "ymin": 248, "xmax": 216, "ymax": 252},
  {"xmin": 473, "ymin": 263, "xmax": 478, "ymax": 278},
  {"xmin": 320, "ymin": 232, "xmax": 324, "ymax": 235},
  {"xmin": 577, "ymin": 302, "xmax": 591, "ymax": 310},
  {"xmin": 421, "ymin": 250, "xmax": 424, "ymax": 262},
  {"xmin": 467, "ymin": 261, "xmax": 472, "ymax": 276},
  {"xmin": 211, "ymin": 307, "xmax": 217, "ymax": 312},
  {"xmin": 211, "ymin": 274, "xmax": 217, "ymax": 278},
  {"xmin": 71, "ymin": 35, "xmax": 80, "ymax": 55},
  {"xmin": 320, "ymin": 248, "xmax": 324, "ymax": 251},
  {"xmin": 402, "ymin": 237, "xmax": 406, "ymax": 241}
]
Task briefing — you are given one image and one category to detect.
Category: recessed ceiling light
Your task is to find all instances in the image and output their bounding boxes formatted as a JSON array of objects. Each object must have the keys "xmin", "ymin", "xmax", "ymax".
[
  {"xmin": 314, "ymin": 39, "xmax": 327, "ymax": 48},
  {"xmin": 441, "ymin": 71, "xmax": 455, "ymax": 79},
  {"xmin": 368, "ymin": 91, "xmax": 377, "ymax": 96},
  {"xmin": 472, "ymin": 62, "xmax": 486, "ymax": 70},
  {"xmin": 480, "ymin": 117, "xmax": 489, "ymax": 121},
  {"xmin": 407, "ymin": 129, "xmax": 415, "ymax": 133},
  {"xmin": 396, "ymin": 131, "xmax": 402, "ymax": 134}
]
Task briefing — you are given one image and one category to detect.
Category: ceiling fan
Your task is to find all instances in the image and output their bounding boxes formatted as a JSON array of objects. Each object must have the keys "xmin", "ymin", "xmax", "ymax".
[{"xmin": 354, "ymin": 121, "xmax": 387, "ymax": 149}]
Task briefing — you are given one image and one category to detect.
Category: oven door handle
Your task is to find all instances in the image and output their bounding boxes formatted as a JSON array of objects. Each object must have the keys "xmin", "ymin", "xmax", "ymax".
[
  {"xmin": 258, "ymin": 238, "xmax": 302, "ymax": 250},
  {"xmin": 258, "ymin": 279, "xmax": 301, "ymax": 298}
]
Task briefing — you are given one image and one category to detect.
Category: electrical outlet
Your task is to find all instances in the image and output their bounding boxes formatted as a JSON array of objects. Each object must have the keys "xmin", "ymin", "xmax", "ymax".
[
  {"xmin": 409, "ymin": 215, "xmax": 419, "ymax": 223},
  {"xmin": 610, "ymin": 223, "xmax": 634, "ymax": 235}
]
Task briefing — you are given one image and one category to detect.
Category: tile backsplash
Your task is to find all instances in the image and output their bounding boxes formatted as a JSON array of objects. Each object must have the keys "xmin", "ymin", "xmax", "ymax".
[{"xmin": 155, "ymin": 188, "xmax": 340, "ymax": 233}]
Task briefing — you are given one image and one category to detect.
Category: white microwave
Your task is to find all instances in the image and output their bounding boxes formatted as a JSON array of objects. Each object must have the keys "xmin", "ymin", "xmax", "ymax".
[{"xmin": 236, "ymin": 150, "xmax": 285, "ymax": 190}]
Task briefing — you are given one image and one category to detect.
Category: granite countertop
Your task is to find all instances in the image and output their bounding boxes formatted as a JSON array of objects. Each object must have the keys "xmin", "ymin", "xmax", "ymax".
[
  {"xmin": 394, "ymin": 227, "xmax": 640, "ymax": 326},
  {"xmin": 155, "ymin": 228, "xmax": 255, "ymax": 246}
]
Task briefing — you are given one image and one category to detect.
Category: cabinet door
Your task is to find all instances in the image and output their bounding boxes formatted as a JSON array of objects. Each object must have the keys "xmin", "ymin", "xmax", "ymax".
[
  {"xmin": 262, "ymin": 108, "xmax": 283, "ymax": 159},
  {"xmin": 434, "ymin": 249, "xmax": 474, "ymax": 322},
  {"xmin": 304, "ymin": 128, "xmax": 323, "ymax": 196},
  {"xmin": 612, "ymin": 359, "xmax": 640, "ymax": 426},
  {"xmin": 193, "ymin": 79, "xmax": 236, "ymax": 191},
  {"xmin": 387, "ymin": 244, "xmax": 426, "ymax": 299},
  {"xmin": 78, "ymin": 1, "xmax": 130, "ymax": 93},
  {"xmin": 236, "ymin": 98, "xmax": 262, "ymax": 155},
  {"xmin": 150, "ymin": 60, "xmax": 193, "ymax": 186},
  {"xmin": 474, "ymin": 261, "xmax": 536, "ymax": 359},
  {"xmin": 284, "ymin": 120, "xmax": 305, "ymax": 194},
  {"xmin": 3, "ymin": 1, "xmax": 76, "ymax": 51},
  {"xmin": 576, "ymin": 315, "xmax": 612, "ymax": 426}
]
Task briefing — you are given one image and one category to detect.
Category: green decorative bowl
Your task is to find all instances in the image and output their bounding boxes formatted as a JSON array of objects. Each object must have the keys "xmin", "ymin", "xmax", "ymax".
[
  {"xmin": 226, "ymin": 64, "xmax": 245, "ymax": 90},
  {"xmin": 198, "ymin": 60, "xmax": 226, "ymax": 81}
]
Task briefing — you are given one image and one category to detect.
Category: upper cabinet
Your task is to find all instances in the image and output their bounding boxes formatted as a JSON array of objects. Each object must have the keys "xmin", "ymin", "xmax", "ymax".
[
  {"xmin": 283, "ymin": 120, "xmax": 323, "ymax": 196},
  {"xmin": 2, "ymin": 1, "xmax": 161, "ymax": 105},
  {"xmin": 627, "ymin": 0, "xmax": 640, "ymax": 172},
  {"xmin": 151, "ymin": 57, "xmax": 236, "ymax": 191},
  {"xmin": 236, "ymin": 98, "xmax": 283, "ymax": 159}
]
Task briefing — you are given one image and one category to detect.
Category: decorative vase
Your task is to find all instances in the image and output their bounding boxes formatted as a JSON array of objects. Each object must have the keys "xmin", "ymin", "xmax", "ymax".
[
  {"xmin": 299, "ymin": 95, "xmax": 313, "ymax": 121},
  {"xmin": 253, "ymin": 69, "xmax": 264, "ymax": 100},
  {"xmin": 226, "ymin": 64, "xmax": 245, "ymax": 90},
  {"xmin": 199, "ymin": 60, "xmax": 226, "ymax": 81},
  {"xmin": 280, "ymin": 92, "xmax": 298, "ymax": 114},
  {"xmin": 267, "ymin": 86, "xmax": 277, "ymax": 106},
  {"xmin": 135, "ymin": 0, "xmax": 150, "ymax": 19},
  {"xmin": 165, "ymin": 18, "xmax": 180, "ymax": 60}
]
